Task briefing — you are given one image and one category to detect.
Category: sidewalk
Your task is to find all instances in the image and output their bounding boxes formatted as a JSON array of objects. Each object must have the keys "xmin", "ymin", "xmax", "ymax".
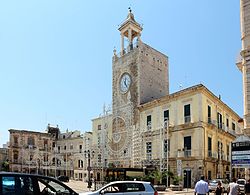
[{"xmin": 64, "ymin": 180, "xmax": 195, "ymax": 195}]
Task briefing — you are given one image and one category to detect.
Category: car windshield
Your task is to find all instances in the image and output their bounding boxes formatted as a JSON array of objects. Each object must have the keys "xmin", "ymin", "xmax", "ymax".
[
  {"xmin": 237, "ymin": 180, "xmax": 245, "ymax": 185},
  {"xmin": 210, "ymin": 180, "xmax": 218, "ymax": 184}
]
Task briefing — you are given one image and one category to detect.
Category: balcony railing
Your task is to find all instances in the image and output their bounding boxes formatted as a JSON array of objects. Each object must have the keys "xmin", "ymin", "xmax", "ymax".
[
  {"xmin": 184, "ymin": 116, "xmax": 191, "ymax": 123},
  {"xmin": 184, "ymin": 150, "xmax": 191, "ymax": 157},
  {"xmin": 147, "ymin": 123, "xmax": 152, "ymax": 130}
]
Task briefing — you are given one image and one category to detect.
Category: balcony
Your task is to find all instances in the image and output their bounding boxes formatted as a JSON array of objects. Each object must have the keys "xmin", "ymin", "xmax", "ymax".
[
  {"xmin": 184, "ymin": 116, "xmax": 191, "ymax": 123},
  {"xmin": 147, "ymin": 123, "xmax": 152, "ymax": 130},
  {"xmin": 177, "ymin": 150, "xmax": 191, "ymax": 158}
]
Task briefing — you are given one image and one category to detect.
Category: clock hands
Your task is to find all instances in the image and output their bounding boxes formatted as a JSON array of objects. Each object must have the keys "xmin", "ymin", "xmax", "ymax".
[{"xmin": 124, "ymin": 77, "xmax": 128, "ymax": 87}]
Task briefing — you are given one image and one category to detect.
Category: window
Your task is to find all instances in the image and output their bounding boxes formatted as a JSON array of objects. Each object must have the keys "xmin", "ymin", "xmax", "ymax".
[
  {"xmin": 208, "ymin": 105, "xmax": 211, "ymax": 123},
  {"xmin": 58, "ymin": 146, "xmax": 60, "ymax": 153},
  {"xmin": 78, "ymin": 160, "xmax": 83, "ymax": 168},
  {"xmin": 27, "ymin": 137, "xmax": 35, "ymax": 146},
  {"xmin": 232, "ymin": 122, "xmax": 236, "ymax": 130},
  {"xmin": 70, "ymin": 144, "xmax": 73, "ymax": 150},
  {"xmin": 20, "ymin": 176, "xmax": 34, "ymax": 195},
  {"xmin": 13, "ymin": 151, "xmax": 18, "ymax": 163},
  {"xmin": 226, "ymin": 118, "xmax": 229, "ymax": 127},
  {"xmin": 147, "ymin": 115, "xmax": 152, "ymax": 130},
  {"xmin": 79, "ymin": 145, "xmax": 82, "ymax": 153},
  {"xmin": 2, "ymin": 176, "xmax": 16, "ymax": 194},
  {"xmin": 64, "ymin": 145, "xmax": 67, "ymax": 150},
  {"xmin": 184, "ymin": 104, "xmax": 191, "ymax": 123},
  {"xmin": 184, "ymin": 136, "xmax": 191, "ymax": 157},
  {"xmin": 123, "ymin": 183, "xmax": 145, "ymax": 192},
  {"xmin": 208, "ymin": 137, "xmax": 212, "ymax": 157},
  {"xmin": 164, "ymin": 110, "xmax": 169, "ymax": 121},
  {"xmin": 44, "ymin": 140, "xmax": 48, "ymax": 149},
  {"xmin": 217, "ymin": 112, "xmax": 223, "ymax": 129},
  {"xmin": 146, "ymin": 142, "xmax": 152, "ymax": 160},
  {"xmin": 98, "ymin": 125, "xmax": 101, "ymax": 130},
  {"xmin": 14, "ymin": 136, "xmax": 18, "ymax": 144}
]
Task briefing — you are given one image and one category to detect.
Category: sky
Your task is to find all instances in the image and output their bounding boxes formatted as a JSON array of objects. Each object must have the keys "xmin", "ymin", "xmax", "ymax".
[{"xmin": 0, "ymin": 1, "xmax": 242, "ymax": 147}]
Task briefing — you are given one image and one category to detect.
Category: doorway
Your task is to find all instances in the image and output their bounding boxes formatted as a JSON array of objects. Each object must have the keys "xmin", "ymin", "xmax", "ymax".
[{"xmin": 183, "ymin": 169, "xmax": 191, "ymax": 188}]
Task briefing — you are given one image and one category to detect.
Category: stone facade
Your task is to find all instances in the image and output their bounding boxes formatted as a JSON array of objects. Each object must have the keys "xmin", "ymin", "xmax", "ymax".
[
  {"xmin": 8, "ymin": 125, "xmax": 89, "ymax": 181},
  {"xmin": 110, "ymin": 10, "xmax": 169, "ymax": 168}
]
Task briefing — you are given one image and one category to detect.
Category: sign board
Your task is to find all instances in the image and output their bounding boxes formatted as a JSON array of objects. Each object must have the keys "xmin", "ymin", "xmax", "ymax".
[{"xmin": 231, "ymin": 141, "xmax": 250, "ymax": 168}]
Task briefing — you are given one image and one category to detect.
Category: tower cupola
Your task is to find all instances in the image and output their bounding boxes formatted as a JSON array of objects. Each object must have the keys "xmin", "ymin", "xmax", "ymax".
[{"xmin": 118, "ymin": 8, "xmax": 143, "ymax": 55}]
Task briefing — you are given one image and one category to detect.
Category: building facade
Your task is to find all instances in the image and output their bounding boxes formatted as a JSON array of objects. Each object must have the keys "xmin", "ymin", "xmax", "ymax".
[
  {"xmin": 8, "ymin": 125, "xmax": 89, "ymax": 181},
  {"xmin": 91, "ymin": 10, "xmax": 244, "ymax": 186}
]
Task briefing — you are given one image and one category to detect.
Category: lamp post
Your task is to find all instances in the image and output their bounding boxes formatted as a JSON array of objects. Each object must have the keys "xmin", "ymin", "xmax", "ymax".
[{"xmin": 85, "ymin": 150, "xmax": 95, "ymax": 190}]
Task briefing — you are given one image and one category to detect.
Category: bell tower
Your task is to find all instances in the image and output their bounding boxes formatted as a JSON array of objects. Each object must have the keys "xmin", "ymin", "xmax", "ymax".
[{"xmin": 108, "ymin": 9, "xmax": 169, "ymax": 167}]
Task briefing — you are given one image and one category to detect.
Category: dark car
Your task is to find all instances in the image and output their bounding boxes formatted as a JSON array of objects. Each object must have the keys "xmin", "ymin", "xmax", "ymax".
[
  {"xmin": 0, "ymin": 172, "xmax": 78, "ymax": 195},
  {"xmin": 57, "ymin": 175, "xmax": 70, "ymax": 182}
]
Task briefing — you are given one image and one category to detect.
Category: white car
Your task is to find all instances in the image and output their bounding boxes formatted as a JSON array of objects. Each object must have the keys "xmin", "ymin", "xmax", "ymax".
[
  {"xmin": 237, "ymin": 179, "xmax": 246, "ymax": 195},
  {"xmin": 208, "ymin": 179, "xmax": 229, "ymax": 193},
  {"xmin": 79, "ymin": 181, "xmax": 158, "ymax": 195}
]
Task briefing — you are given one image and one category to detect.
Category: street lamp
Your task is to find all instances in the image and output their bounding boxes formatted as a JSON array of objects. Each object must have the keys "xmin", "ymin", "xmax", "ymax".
[{"xmin": 84, "ymin": 150, "xmax": 95, "ymax": 190}]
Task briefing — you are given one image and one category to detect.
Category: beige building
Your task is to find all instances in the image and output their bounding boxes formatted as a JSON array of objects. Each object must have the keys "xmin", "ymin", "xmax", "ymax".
[
  {"xmin": 8, "ymin": 124, "xmax": 88, "ymax": 181},
  {"xmin": 91, "ymin": 9, "xmax": 243, "ymax": 186}
]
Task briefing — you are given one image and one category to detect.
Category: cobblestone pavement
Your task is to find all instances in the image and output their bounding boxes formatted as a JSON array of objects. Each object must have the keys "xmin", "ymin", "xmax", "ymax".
[{"xmin": 63, "ymin": 180, "xmax": 195, "ymax": 195}]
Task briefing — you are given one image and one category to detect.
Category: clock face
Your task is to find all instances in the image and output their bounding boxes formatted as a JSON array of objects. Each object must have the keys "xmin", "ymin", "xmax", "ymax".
[{"xmin": 120, "ymin": 73, "xmax": 131, "ymax": 93}]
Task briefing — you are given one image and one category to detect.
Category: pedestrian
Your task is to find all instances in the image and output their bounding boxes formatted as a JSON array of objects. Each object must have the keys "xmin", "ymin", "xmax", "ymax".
[
  {"xmin": 195, "ymin": 175, "xmax": 209, "ymax": 195},
  {"xmin": 214, "ymin": 181, "xmax": 223, "ymax": 195},
  {"xmin": 245, "ymin": 179, "xmax": 250, "ymax": 195},
  {"xmin": 227, "ymin": 178, "xmax": 240, "ymax": 195}
]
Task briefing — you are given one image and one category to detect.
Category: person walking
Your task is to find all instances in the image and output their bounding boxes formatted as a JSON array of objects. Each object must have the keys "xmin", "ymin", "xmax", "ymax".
[
  {"xmin": 245, "ymin": 179, "xmax": 250, "ymax": 195},
  {"xmin": 215, "ymin": 181, "xmax": 223, "ymax": 195},
  {"xmin": 195, "ymin": 175, "xmax": 209, "ymax": 195},
  {"xmin": 227, "ymin": 178, "xmax": 240, "ymax": 195}
]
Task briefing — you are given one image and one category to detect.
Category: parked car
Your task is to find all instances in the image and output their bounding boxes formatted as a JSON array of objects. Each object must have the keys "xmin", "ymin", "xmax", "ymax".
[
  {"xmin": 81, "ymin": 180, "xmax": 158, "ymax": 195},
  {"xmin": 209, "ymin": 179, "xmax": 229, "ymax": 193},
  {"xmin": 237, "ymin": 178, "xmax": 246, "ymax": 195},
  {"xmin": 57, "ymin": 175, "xmax": 70, "ymax": 182},
  {"xmin": 0, "ymin": 172, "xmax": 78, "ymax": 195}
]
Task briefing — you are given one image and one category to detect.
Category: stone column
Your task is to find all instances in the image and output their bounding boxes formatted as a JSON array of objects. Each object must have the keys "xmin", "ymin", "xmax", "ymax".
[
  {"xmin": 121, "ymin": 34, "xmax": 124, "ymax": 56},
  {"xmin": 240, "ymin": 0, "xmax": 250, "ymax": 135}
]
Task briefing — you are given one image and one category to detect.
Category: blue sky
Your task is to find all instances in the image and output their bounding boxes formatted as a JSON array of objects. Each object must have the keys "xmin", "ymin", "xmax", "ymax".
[{"xmin": 0, "ymin": 1, "xmax": 242, "ymax": 147}]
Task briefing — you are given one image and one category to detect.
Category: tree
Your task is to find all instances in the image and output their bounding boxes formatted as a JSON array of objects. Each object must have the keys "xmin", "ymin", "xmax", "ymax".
[{"xmin": 1, "ymin": 160, "xmax": 9, "ymax": 171}]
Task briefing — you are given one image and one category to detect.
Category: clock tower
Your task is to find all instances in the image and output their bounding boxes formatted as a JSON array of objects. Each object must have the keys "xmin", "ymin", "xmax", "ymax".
[{"xmin": 108, "ymin": 8, "xmax": 169, "ymax": 167}]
